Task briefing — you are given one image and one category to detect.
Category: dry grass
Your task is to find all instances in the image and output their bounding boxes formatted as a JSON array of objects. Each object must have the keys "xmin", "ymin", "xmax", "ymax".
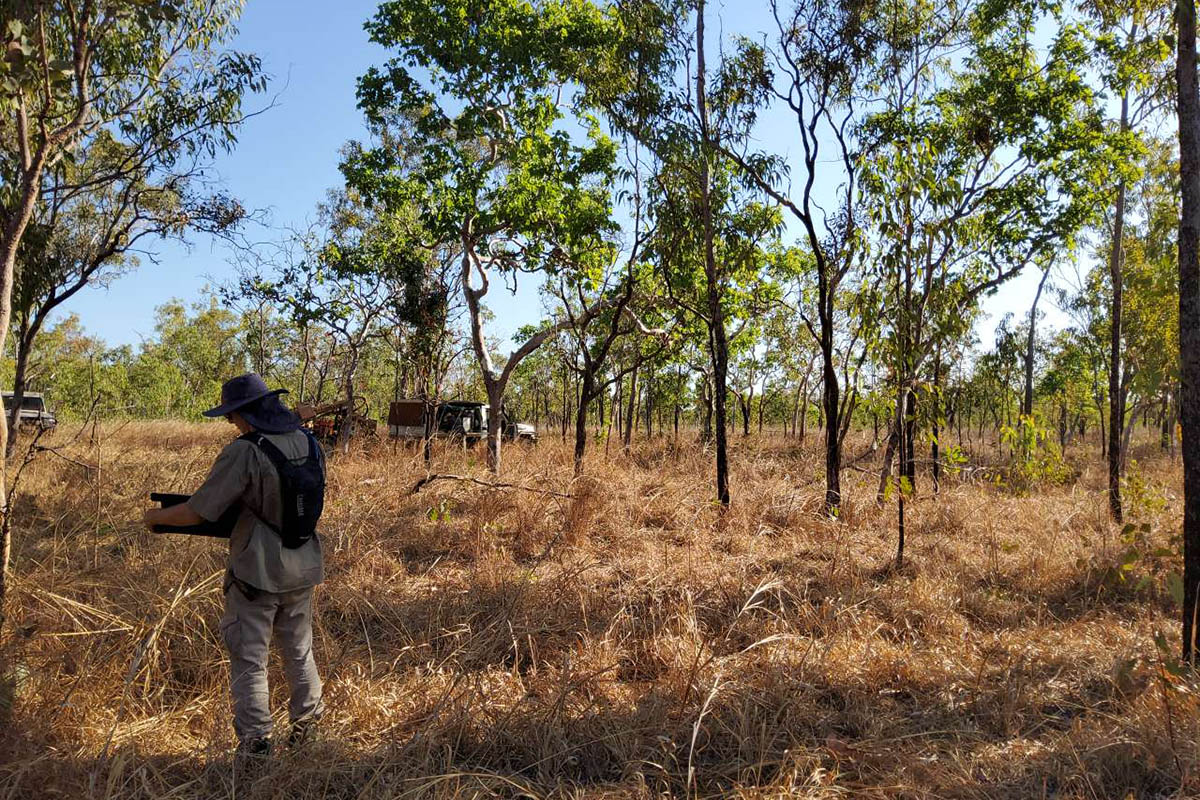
[{"xmin": 0, "ymin": 421, "xmax": 1195, "ymax": 798}]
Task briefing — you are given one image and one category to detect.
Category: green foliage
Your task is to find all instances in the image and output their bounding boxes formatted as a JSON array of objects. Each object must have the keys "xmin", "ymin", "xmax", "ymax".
[
  {"xmin": 997, "ymin": 415, "xmax": 1074, "ymax": 493},
  {"xmin": 346, "ymin": 0, "xmax": 618, "ymax": 277}
]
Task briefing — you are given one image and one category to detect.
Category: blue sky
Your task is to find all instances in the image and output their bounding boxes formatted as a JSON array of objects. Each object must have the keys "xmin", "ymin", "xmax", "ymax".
[{"xmin": 59, "ymin": 0, "xmax": 1062, "ymax": 352}]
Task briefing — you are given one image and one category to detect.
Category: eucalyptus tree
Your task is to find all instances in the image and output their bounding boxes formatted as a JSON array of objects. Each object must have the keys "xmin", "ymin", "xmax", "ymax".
[
  {"xmin": 1086, "ymin": 0, "xmax": 1174, "ymax": 521},
  {"xmin": 1119, "ymin": 142, "xmax": 1180, "ymax": 461},
  {"xmin": 575, "ymin": 0, "xmax": 786, "ymax": 503},
  {"xmin": 0, "ymin": 0, "xmax": 264, "ymax": 629},
  {"xmin": 552, "ymin": 254, "xmax": 673, "ymax": 473},
  {"xmin": 861, "ymin": 0, "xmax": 1116, "ymax": 540},
  {"xmin": 8, "ymin": 135, "xmax": 249, "ymax": 455},
  {"xmin": 647, "ymin": 145, "xmax": 782, "ymax": 500},
  {"xmin": 345, "ymin": 0, "xmax": 618, "ymax": 474},
  {"xmin": 707, "ymin": 0, "xmax": 880, "ymax": 514}
]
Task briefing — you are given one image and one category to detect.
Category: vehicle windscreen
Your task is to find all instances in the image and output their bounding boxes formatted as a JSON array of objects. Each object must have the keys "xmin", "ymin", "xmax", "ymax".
[{"xmin": 3, "ymin": 396, "xmax": 45, "ymax": 411}]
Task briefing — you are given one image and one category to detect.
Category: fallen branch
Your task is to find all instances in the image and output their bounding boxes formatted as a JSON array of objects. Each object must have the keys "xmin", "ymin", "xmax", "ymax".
[
  {"xmin": 33, "ymin": 445, "xmax": 97, "ymax": 473},
  {"xmin": 411, "ymin": 473, "xmax": 574, "ymax": 498}
]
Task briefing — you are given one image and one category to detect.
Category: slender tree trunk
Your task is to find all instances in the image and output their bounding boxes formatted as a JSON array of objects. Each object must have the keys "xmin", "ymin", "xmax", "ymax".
[
  {"xmin": 1059, "ymin": 402, "xmax": 1069, "ymax": 451},
  {"xmin": 1023, "ymin": 266, "xmax": 1051, "ymax": 417},
  {"xmin": 903, "ymin": 389, "xmax": 917, "ymax": 491},
  {"xmin": 1108, "ymin": 93, "xmax": 1131, "ymax": 522},
  {"xmin": 821, "ymin": 337, "xmax": 841, "ymax": 512},
  {"xmin": 607, "ymin": 380, "xmax": 619, "ymax": 457},
  {"xmin": 624, "ymin": 360, "xmax": 638, "ymax": 451},
  {"xmin": 932, "ymin": 351, "xmax": 942, "ymax": 493},
  {"xmin": 957, "ymin": 393, "xmax": 964, "ymax": 449},
  {"xmin": 337, "ymin": 362, "xmax": 357, "ymax": 454},
  {"xmin": 597, "ymin": 382, "xmax": 605, "ymax": 433},
  {"xmin": 790, "ymin": 382, "xmax": 801, "ymax": 439},
  {"xmin": 697, "ymin": 0, "xmax": 730, "ymax": 506},
  {"xmin": 613, "ymin": 373, "xmax": 622, "ymax": 443},
  {"xmin": 800, "ymin": 386, "xmax": 810, "ymax": 444},
  {"xmin": 1179, "ymin": 0, "xmax": 1200, "ymax": 662},
  {"xmin": 1162, "ymin": 392, "xmax": 1172, "ymax": 451},
  {"xmin": 574, "ymin": 373, "xmax": 595, "ymax": 476},
  {"xmin": 299, "ymin": 325, "xmax": 313, "ymax": 402},
  {"xmin": 877, "ymin": 411, "xmax": 900, "ymax": 506},
  {"xmin": 892, "ymin": 387, "xmax": 907, "ymax": 567},
  {"xmin": 1121, "ymin": 400, "xmax": 1140, "ymax": 473},
  {"xmin": 6, "ymin": 322, "xmax": 34, "ymax": 458},
  {"xmin": 0, "ymin": 148, "xmax": 51, "ymax": 630},
  {"xmin": 674, "ymin": 364, "xmax": 682, "ymax": 442},
  {"xmin": 645, "ymin": 372, "xmax": 654, "ymax": 439}
]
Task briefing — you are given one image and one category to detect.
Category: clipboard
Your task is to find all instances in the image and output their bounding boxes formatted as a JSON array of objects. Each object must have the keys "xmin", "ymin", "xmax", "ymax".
[{"xmin": 149, "ymin": 492, "xmax": 240, "ymax": 538}]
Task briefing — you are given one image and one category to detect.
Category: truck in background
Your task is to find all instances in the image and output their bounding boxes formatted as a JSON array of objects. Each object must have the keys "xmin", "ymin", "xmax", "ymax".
[
  {"xmin": 388, "ymin": 399, "xmax": 537, "ymax": 444},
  {"xmin": 2, "ymin": 392, "xmax": 58, "ymax": 431}
]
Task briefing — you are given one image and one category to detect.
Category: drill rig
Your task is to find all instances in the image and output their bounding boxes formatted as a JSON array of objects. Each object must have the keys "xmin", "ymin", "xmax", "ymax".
[{"xmin": 295, "ymin": 396, "xmax": 377, "ymax": 444}]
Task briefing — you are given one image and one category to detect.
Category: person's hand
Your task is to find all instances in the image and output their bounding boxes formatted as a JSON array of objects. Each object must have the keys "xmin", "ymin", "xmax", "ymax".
[{"xmin": 142, "ymin": 508, "xmax": 160, "ymax": 531}]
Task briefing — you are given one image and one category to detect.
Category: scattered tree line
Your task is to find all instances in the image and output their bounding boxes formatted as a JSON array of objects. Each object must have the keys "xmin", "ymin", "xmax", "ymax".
[{"xmin": 2, "ymin": 0, "xmax": 1200, "ymax": 660}]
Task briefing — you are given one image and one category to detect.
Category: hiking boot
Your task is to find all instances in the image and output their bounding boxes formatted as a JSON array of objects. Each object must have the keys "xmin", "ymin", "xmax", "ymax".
[
  {"xmin": 234, "ymin": 735, "xmax": 272, "ymax": 769},
  {"xmin": 287, "ymin": 719, "xmax": 316, "ymax": 748}
]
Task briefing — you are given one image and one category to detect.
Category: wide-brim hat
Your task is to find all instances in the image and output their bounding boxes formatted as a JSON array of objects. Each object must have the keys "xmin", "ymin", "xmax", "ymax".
[{"xmin": 203, "ymin": 373, "xmax": 287, "ymax": 418}]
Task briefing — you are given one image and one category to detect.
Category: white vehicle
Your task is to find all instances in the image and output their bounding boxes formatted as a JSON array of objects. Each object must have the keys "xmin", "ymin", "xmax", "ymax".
[
  {"xmin": 2, "ymin": 392, "xmax": 58, "ymax": 430},
  {"xmin": 388, "ymin": 400, "xmax": 537, "ymax": 442}
]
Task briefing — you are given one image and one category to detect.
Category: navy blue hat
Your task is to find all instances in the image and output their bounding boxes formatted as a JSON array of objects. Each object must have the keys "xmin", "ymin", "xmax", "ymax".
[{"xmin": 203, "ymin": 373, "xmax": 301, "ymax": 433}]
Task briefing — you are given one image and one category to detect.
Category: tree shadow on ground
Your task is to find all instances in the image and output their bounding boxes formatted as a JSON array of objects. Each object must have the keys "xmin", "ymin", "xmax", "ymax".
[{"xmin": 0, "ymin": 644, "xmax": 1184, "ymax": 800}]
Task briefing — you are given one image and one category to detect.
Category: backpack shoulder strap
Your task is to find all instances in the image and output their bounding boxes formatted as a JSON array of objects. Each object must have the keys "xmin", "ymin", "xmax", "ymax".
[
  {"xmin": 239, "ymin": 431, "xmax": 291, "ymax": 471},
  {"xmin": 302, "ymin": 429, "xmax": 325, "ymax": 473},
  {"xmin": 236, "ymin": 432, "xmax": 292, "ymax": 535}
]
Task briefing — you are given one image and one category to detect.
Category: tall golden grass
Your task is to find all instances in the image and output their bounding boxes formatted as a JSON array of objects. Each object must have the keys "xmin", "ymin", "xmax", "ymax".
[{"xmin": 0, "ymin": 421, "xmax": 1193, "ymax": 798}]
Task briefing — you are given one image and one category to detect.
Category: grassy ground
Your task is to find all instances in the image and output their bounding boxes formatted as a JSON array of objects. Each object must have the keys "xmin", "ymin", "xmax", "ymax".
[{"xmin": 0, "ymin": 420, "xmax": 1195, "ymax": 799}]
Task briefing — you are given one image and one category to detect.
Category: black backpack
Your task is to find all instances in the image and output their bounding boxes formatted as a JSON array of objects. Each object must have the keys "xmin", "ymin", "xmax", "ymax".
[{"xmin": 240, "ymin": 430, "xmax": 325, "ymax": 549}]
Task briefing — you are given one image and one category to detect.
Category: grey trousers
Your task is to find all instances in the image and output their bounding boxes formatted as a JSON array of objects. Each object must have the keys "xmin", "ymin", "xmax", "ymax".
[{"xmin": 219, "ymin": 581, "xmax": 323, "ymax": 742}]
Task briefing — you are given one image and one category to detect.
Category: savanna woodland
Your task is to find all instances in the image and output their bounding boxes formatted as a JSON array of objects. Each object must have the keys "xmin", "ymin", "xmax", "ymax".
[{"xmin": 4, "ymin": 0, "xmax": 1200, "ymax": 796}]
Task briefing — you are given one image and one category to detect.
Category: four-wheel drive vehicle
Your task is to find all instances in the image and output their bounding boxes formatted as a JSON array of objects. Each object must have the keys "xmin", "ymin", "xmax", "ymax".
[
  {"xmin": 2, "ymin": 392, "xmax": 57, "ymax": 430},
  {"xmin": 388, "ymin": 399, "xmax": 537, "ymax": 443}
]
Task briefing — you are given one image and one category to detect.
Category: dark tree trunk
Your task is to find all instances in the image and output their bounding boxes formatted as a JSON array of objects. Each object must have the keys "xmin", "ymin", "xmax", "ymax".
[
  {"xmin": 1162, "ymin": 392, "xmax": 1172, "ymax": 451},
  {"xmin": 903, "ymin": 388, "xmax": 917, "ymax": 492},
  {"xmin": 1108, "ymin": 93, "xmax": 1130, "ymax": 522},
  {"xmin": 697, "ymin": 0, "xmax": 730, "ymax": 506},
  {"xmin": 1178, "ymin": 0, "xmax": 1200, "ymax": 662},
  {"xmin": 645, "ymin": 372, "xmax": 654, "ymax": 439},
  {"xmin": 574, "ymin": 373, "xmax": 594, "ymax": 476},
  {"xmin": 6, "ymin": 320, "xmax": 34, "ymax": 458},
  {"xmin": 822, "ymin": 338, "xmax": 841, "ymax": 513},
  {"xmin": 624, "ymin": 360, "xmax": 638, "ymax": 451},
  {"xmin": 800, "ymin": 385, "xmax": 809, "ymax": 444},
  {"xmin": 614, "ymin": 373, "xmax": 623, "ymax": 442},
  {"xmin": 1023, "ymin": 266, "xmax": 1051, "ymax": 418},
  {"xmin": 932, "ymin": 352, "xmax": 942, "ymax": 493},
  {"xmin": 1059, "ymin": 402, "xmax": 1069, "ymax": 451}
]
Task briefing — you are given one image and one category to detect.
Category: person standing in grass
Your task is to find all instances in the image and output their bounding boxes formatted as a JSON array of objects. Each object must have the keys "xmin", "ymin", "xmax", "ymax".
[{"xmin": 142, "ymin": 373, "xmax": 326, "ymax": 758}]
